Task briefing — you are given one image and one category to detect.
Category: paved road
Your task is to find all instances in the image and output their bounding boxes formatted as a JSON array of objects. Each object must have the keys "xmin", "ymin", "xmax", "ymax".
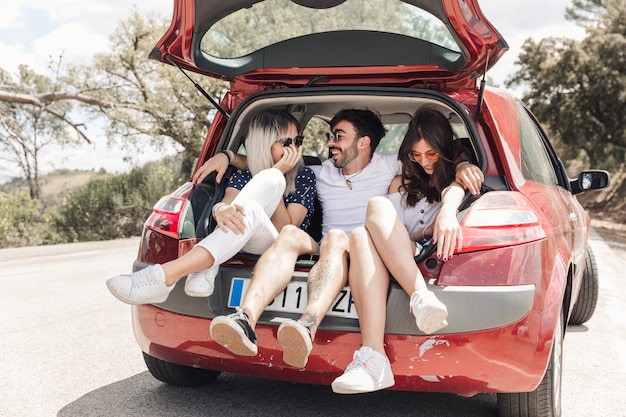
[{"xmin": 1, "ymin": 231, "xmax": 625, "ymax": 417}]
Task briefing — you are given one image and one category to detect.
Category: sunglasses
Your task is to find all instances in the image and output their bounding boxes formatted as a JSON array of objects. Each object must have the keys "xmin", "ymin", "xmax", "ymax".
[
  {"xmin": 325, "ymin": 131, "xmax": 363, "ymax": 143},
  {"xmin": 408, "ymin": 150, "xmax": 439, "ymax": 163},
  {"xmin": 279, "ymin": 136, "xmax": 304, "ymax": 147}
]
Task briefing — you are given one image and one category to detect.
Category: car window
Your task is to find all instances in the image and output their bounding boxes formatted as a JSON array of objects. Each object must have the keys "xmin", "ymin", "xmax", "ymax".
[
  {"xmin": 299, "ymin": 117, "xmax": 409, "ymax": 161},
  {"xmin": 517, "ymin": 103, "xmax": 558, "ymax": 187},
  {"xmin": 231, "ymin": 114, "xmax": 409, "ymax": 161},
  {"xmin": 299, "ymin": 117, "xmax": 470, "ymax": 160},
  {"xmin": 202, "ymin": 0, "xmax": 459, "ymax": 59}
]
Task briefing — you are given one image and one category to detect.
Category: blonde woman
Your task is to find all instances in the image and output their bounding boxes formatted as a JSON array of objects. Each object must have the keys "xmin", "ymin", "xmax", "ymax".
[{"xmin": 107, "ymin": 110, "xmax": 316, "ymax": 304}]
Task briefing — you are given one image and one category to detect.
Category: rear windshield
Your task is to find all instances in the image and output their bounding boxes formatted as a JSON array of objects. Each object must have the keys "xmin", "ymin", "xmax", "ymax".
[
  {"xmin": 202, "ymin": 0, "xmax": 460, "ymax": 59},
  {"xmin": 236, "ymin": 116, "xmax": 471, "ymax": 163}
]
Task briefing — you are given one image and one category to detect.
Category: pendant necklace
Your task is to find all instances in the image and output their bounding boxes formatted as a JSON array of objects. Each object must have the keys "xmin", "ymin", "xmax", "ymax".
[{"xmin": 340, "ymin": 167, "xmax": 365, "ymax": 190}]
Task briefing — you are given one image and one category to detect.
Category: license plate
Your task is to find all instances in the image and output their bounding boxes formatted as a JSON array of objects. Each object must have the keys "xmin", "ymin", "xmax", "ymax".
[{"xmin": 227, "ymin": 277, "xmax": 358, "ymax": 319}]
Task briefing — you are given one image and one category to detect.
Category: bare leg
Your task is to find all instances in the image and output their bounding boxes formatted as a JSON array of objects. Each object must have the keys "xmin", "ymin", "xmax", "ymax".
[
  {"xmin": 332, "ymin": 228, "xmax": 395, "ymax": 394},
  {"xmin": 210, "ymin": 225, "xmax": 317, "ymax": 358},
  {"xmin": 365, "ymin": 197, "xmax": 425, "ymax": 295},
  {"xmin": 299, "ymin": 228, "xmax": 350, "ymax": 338},
  {"xmin": 275, "ymin": 229, "xmax": 349, "ymax": 368},
  {"xmin": 241, "ymin": 225, "xmax": 318, "ymax": 328},
  {"xmin": 348, "ymin": 227, "xmax": 389, "ymax": 356},
  {"xmin": 365, "ymin": 196, "xmax": 447, "ymax": 335}
]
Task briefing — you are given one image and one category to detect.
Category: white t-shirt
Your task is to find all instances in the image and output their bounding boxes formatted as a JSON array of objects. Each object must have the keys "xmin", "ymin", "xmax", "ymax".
[
  {"xmin": 387, "ymin": 192, "xmax": 441, "ymax": 238},
  {"xmin": 311, "ymin": 153, "xmax": 401, "ymax": 237}
]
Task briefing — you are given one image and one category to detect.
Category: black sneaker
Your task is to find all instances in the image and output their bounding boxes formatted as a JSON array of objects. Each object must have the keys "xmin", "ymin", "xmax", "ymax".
[{"xmin": 210, "ymin": 308, "xmax": 258, "ymax": 356}]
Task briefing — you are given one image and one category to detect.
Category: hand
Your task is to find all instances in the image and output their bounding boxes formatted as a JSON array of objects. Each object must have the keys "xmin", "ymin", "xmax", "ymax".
[
  {"xmin": 214, "ymin": 203, "xmax": 246, "ymax": 234},
  {"xmin": 455, "ymin": 162, "xmax": 484, "ymax": 195},
  {"xmin": 192, "ymin": 152, "xmax": 230, "ymax": 184},
  {"xmin": 272, "ymin": 144, "xmax": 303, "ymax": 174},
  {"xmin": 432, "ymin": 210, "xmax": 462, "ymax": 262}
]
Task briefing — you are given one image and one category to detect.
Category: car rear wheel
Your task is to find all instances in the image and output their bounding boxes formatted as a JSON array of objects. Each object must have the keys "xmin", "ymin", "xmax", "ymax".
[
  {"xmin": 497, "ymin": 310, "xmax": 563, "ymax": 417},
  {"xmin": 143, "ymin": 352, "xmax": 221, "ymax": 387},
  {"xmin": 568, "ymin": 245, "xmax": 599, "ymax": 325}
]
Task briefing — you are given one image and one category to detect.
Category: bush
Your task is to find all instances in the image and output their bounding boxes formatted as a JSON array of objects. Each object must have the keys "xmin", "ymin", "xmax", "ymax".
[
  {"xmin": 0, "ymin": 191, "xmax": 61, "ymax": 248},
  {"xmin": 53, "ymin": 163, "xmax": 183, "ymax": 242}
]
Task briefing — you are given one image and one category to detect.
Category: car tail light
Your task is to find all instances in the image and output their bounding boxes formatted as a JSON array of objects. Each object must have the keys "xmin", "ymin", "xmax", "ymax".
[
  {"xmin": 145, "ymin": 182, "xmax": 194, "ymax": 240},
  {"xmin": 459, "ymin": 191, "xmax": 550, "ymax": 253}
]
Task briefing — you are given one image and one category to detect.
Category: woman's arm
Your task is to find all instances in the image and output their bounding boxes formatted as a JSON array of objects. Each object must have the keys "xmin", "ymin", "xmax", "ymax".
[
  {"xmin": 270, "ymin": 201, "xmax": 308, "ymax": 232},
  {"xmin": 432, "ymin": 181, "xmax": 465, "ymax": 261},
  {"xmin": 271, "ymin": 168, "xmax": 316, "ymax": 231}
]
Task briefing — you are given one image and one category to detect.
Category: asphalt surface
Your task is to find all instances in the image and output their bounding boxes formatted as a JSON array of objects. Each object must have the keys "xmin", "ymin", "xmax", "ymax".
[{"xmin": 1, "ymin": 230, "xmax": 625, "ymax": 417}]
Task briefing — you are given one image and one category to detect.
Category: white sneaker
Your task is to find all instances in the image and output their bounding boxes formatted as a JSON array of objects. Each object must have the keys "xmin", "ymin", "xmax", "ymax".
[
  {"xmin": 331, "ymin": 347, "xmax": 395, "ymax": 394},
  {"xmin": 106, "ymin": 264, "xmax": 172, "ymax": 305},
  {"xmin": 277, "ymin": 319, "xmax": 313, "ymax": 368},
  {"xmin": 410, "ymin": 289, "xmax": 448, "ymax": 334},
  {"xmin": 184, "ymin": 264, "xmax": 219, "ymax": 297}
]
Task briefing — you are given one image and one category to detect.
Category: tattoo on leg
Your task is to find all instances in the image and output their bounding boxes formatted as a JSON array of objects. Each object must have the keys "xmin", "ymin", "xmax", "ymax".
[
  {"xmin": 300, "ymin": 313, "xmax": 318, "ymax": 330},
  {"xmin": 307, "ymin": 260, "xmax": 331, "ymax": 304}
]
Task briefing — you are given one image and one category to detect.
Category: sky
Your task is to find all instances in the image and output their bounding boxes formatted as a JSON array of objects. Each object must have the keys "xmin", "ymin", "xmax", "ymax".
[{"xmin": 0, "ymin": 0, "xmax": 587, "ymax": 183}]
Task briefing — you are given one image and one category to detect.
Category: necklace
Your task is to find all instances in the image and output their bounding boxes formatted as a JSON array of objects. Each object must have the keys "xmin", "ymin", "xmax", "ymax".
[{"xmin": 340, "ymin": 167, "xmax": 365, "ymax": 190}]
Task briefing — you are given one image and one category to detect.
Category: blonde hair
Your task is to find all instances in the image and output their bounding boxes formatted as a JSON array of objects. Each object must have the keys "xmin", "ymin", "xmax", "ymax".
[{"xmin": 245, "ymin": 110, "xmax": 304, "ymax": 196}]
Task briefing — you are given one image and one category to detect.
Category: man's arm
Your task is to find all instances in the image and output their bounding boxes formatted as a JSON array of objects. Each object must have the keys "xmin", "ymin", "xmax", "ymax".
[
  {"xmin": 192, "ymin": 152, "xmax": 248, "ymax": 184},
  {"xmin": 455, "ymin": 162, "xmax": 483, "ymax": 195}
]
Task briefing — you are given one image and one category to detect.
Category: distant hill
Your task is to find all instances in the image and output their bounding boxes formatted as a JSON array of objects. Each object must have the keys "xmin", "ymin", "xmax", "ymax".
[{"xmin": 0, "ymin": 168, "xmax": 112, "ymax": 211}]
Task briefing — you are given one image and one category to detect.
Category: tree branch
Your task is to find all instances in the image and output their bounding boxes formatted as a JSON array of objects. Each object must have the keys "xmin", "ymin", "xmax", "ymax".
[
  {"xmin": 0, "ymin": 90, "xmax": 117, "ymax": 144},
  {"xmin": 0, "ymin": 90, "xmax": 114, "ymax": 108}
]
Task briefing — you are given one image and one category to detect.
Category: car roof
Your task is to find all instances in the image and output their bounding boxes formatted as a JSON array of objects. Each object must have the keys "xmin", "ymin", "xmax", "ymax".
[{"xmin": 151, "ymin": 0, "xmax": 508, "ymax": 90}]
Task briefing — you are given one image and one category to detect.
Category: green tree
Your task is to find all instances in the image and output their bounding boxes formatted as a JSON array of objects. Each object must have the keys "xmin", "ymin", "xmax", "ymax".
[
  {"xmin": 67, "ymin": 7, "xmax": 227, "ymax": 177},
  {"xmin": 0, "ymin": 58, "xmax": 113, "ymax": 199},
  {"xmin": 506, "ymin": 0, "xmax": 626, "ymax": 170},
  {"xmin": 0, "ymin": 66, "xmax": 79, "ymax": 199}
]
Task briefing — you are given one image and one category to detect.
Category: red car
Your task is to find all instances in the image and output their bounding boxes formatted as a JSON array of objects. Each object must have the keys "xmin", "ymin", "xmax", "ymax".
[{"xmin": 130, "ymin": 1, "xmax": 609, "ymax": 417}]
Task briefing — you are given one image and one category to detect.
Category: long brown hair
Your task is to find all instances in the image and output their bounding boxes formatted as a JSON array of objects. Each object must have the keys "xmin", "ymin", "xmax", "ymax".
[{"xmin": 397, "ymin": 109, "xmax": 455, "ymax": 206}]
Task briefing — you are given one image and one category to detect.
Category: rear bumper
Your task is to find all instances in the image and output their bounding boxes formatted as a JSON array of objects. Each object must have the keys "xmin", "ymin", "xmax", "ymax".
[
  {"xmin": 133, "ymin": 297, "xmax": 549, "ymax": 397},
  {"xmin": 137, "ymin": 261, "xmax": 536, "ymax": 336}
]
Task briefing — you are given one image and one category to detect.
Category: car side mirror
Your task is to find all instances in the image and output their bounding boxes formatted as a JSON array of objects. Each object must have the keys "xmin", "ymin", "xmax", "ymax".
[{"xmin": 570, "ymin": 170, "xmax": 610, "ymax": 195}]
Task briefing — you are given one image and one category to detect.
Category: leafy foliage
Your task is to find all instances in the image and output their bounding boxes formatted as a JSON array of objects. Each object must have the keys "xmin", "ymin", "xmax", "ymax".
[
  {"xmin": 506, "ymin": 0, "xmax": 626, "ymax": 171},
  {"xmin": 66, "ymin": 7, "xmax": 228, "ymax": 177},
  {"xmin": 0, "ymin": 65, "xmax": 77, "ymax": 199},
  {"xmin": 52, "ymin": 160, "xmax": 183, "ymax": 242},
  {"xmin": 0, "ymin": 191, "xmax": 61, "ymax": 248}
]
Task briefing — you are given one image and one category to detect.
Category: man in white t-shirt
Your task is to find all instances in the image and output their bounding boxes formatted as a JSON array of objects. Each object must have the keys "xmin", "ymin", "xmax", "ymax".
[{"xmin": 201, "ymin": 109, "xmax": 483, "ymax": 369}]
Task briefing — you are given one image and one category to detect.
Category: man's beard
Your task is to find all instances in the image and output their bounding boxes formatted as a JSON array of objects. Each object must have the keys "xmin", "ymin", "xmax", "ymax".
[{"xmin": 331, "ymin": 141, "xmax": 359, "ymax": 169}]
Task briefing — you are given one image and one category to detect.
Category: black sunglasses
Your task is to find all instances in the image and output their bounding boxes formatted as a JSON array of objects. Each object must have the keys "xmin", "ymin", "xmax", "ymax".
[{"xmin": 279, "ymin": 136, "xmax": 304, "ymax": 147}]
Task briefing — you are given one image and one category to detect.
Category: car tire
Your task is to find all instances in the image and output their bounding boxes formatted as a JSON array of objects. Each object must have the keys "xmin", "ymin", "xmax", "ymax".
[
  {"xmin": 142, "ymin": 352, "xmax": 221, "ymax": 387},
  {"xmin": 497, "ymin": 310, "xmax": 563, "ymax": 417},
  {"xmin": 568, "ymin": 245, "xmax": 599, "ymax": 325}
]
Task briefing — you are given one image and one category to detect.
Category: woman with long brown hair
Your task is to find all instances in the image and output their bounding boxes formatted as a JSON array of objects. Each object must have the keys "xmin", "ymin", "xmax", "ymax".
[{"xmin": 332, "ymin": 108, "xmax": 467, "ymax": 394}]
